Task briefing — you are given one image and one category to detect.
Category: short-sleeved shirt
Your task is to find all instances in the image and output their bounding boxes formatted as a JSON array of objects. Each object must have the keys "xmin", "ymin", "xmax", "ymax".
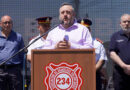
[
  {"xmin": 93, "ymin": 38, "xmax": 107, "ymax": 63},
  {"xmin": 109, "ymin": 30, "xmax": 130, "ymax": 64},
  {"xmin": 0, "ymin": 30, "xmax": 24, "ymax": 65},
  {"xmin": 44, "ymin": 21, "xmax": 93, "ymax": 49},
  {"xmin": 27, "ymin": 35, "xmax": 50, "ymax": 55}
]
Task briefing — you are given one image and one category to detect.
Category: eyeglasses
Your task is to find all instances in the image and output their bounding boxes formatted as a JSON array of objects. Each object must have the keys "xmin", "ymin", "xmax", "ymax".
[
  {"xmin": 122, "ymin": 21, "xmax": 130, "ymax": 23},
  {"xmin": 2, "ymin": 21, "xmax": 12, "ymax": 24}
]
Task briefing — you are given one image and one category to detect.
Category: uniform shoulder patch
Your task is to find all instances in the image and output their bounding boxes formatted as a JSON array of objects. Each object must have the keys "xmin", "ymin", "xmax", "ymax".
[
  {"xmin": 96, "ymin": 38, "xmax": 103, "ymax": 44},
  {"xmin": 29, "ymin": 36, "xmax": 37, "ymax": 41}
]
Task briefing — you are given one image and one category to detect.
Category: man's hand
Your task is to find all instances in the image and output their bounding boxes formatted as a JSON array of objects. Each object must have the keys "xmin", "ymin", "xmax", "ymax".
[
  {"xmin": 55, "ymin": 40, "xmax": 70, "ymax": 49},
  {"xmin": 123, "ymin": 65, "xmax": 130, "ymax": 75}
]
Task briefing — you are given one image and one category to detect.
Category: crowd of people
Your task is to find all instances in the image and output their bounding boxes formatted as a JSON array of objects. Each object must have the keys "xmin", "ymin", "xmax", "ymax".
[{"xmin": 0, "ymin": 2, "xmax": 130, "ymax": 90}]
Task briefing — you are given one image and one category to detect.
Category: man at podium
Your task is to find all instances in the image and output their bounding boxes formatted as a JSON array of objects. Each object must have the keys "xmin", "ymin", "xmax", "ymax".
[{"xmin": 45, "ymin": 3, "xmax": 93, "ymax": 49}]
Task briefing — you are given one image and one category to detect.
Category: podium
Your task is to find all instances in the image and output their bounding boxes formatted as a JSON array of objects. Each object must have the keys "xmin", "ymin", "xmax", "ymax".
[{"xmin": 31, "ymin": 49, "xmax": 96, "ymax": 90}]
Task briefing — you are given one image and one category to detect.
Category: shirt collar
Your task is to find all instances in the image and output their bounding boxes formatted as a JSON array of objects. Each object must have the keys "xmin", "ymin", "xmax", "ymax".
[
  {"xmin": 120, "ymin": 30, "xmax": 125, "ymax": 35},
  {"xmin": 38, "ymin": 34, "xmax": 46, "ymax": 41},
  {"xmin": 120, "ymin": 29, "xmax": 129, "ymax": 36},
  {"xmin": 7, "ymin": 30, "xmax": 14, "ymax": 39},
  {"xmin": 0, "ymin": 30, "xmax": 13, "ymax": 38},
  {"xmin": 119, "ymin": 29, "xmax": 130, "ymax": 39}
]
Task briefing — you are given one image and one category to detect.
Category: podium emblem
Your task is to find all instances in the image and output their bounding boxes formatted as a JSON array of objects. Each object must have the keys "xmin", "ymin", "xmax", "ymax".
[{"xmin": 44, "ymin": 62, "xmax": 83, "ymax": 90}]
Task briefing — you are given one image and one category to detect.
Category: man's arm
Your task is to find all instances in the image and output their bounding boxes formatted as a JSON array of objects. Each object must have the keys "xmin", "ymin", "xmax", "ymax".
[
  {"xmin": 96, "ymin": 42, "xmax": 107, "ymax": 71},
  {"xmin": 110, "ymin": 51, "xmax": 130, "ymax": 75},
  {"xmin": 26, "ymin": 39, "xmax": 35, "ymax": 62},
  {"xmin": 96, "ymin": 60, "xmax": 105, "ymax": 71},
  {"xmin": 19, "ymin": 36, "xmax": 25, "ymax": 62},
  {"xmin": 110, "ymin": 51, "xmax": 126, "ymax": 68},
  {"xmin": 70, "ymin": 27, "xmax": 93, "ymax": 49},
  {"xmin": 27, "ymin": 54, "xmax": 31, "ymax": 62}
]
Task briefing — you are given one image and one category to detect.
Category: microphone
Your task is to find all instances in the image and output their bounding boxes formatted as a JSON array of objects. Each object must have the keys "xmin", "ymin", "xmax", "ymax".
[{"xmin": 64, "ymin": 35, "xmax": 69, "ymax": 41}]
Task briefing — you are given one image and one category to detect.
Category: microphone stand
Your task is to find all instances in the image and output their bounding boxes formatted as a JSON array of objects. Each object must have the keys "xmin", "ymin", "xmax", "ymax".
[
  {"xmin": 24, "ymin": 49, "xmax": 28, "ymax": 90},
  {"xmin": 0, "ymin": 23, "xmax": 59, "ymax": 90}
]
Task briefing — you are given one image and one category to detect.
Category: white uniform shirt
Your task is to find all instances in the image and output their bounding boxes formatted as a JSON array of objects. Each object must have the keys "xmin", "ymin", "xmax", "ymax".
[
  {"xmin": 92, "ymin": 38, "xmax": 107, "ymax": 63},
  {"xmin": 27, "ymin": 35, "xmax": 49, "ymax": 55}
]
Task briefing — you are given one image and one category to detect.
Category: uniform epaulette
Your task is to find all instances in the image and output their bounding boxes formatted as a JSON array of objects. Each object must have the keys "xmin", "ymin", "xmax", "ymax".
[
  {"xmin": 29, "ymin": 36, "xmax": 37, "ymax": 41},
  {"xmin": 96, "ymin": 38, "xmax": 103, "ymax": 44}
]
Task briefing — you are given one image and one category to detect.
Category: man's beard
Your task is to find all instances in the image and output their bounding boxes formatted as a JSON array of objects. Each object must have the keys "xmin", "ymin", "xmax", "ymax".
[
  {"xmin": 121, "ymin": 25, "xmax": 130, "ymax": 34},
  {"xmin": 61, "ymin": 17, "xmax": 74, "ymax": 26},
  {"xmin": 64, "ymin": 20, "xmax": 72, "ymax": 26},
  {"xmin": 123, "ymin": 28, "xmax": 130, "ymax": 34}
]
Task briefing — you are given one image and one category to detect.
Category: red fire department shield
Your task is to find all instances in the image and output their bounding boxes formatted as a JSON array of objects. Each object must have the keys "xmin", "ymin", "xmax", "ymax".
[{"xmin": 44, "ymin": 62, "xmax": 83, "ymax": 90}]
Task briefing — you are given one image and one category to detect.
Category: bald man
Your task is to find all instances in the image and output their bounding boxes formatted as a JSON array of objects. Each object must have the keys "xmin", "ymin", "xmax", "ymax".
[
  {"xmin": 0, "ymin": 15, "xmax": 24, "ymax": 90},
  {"xmin": 109, "ymin": 14, "xmax": 130, "ymax": 90}
]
